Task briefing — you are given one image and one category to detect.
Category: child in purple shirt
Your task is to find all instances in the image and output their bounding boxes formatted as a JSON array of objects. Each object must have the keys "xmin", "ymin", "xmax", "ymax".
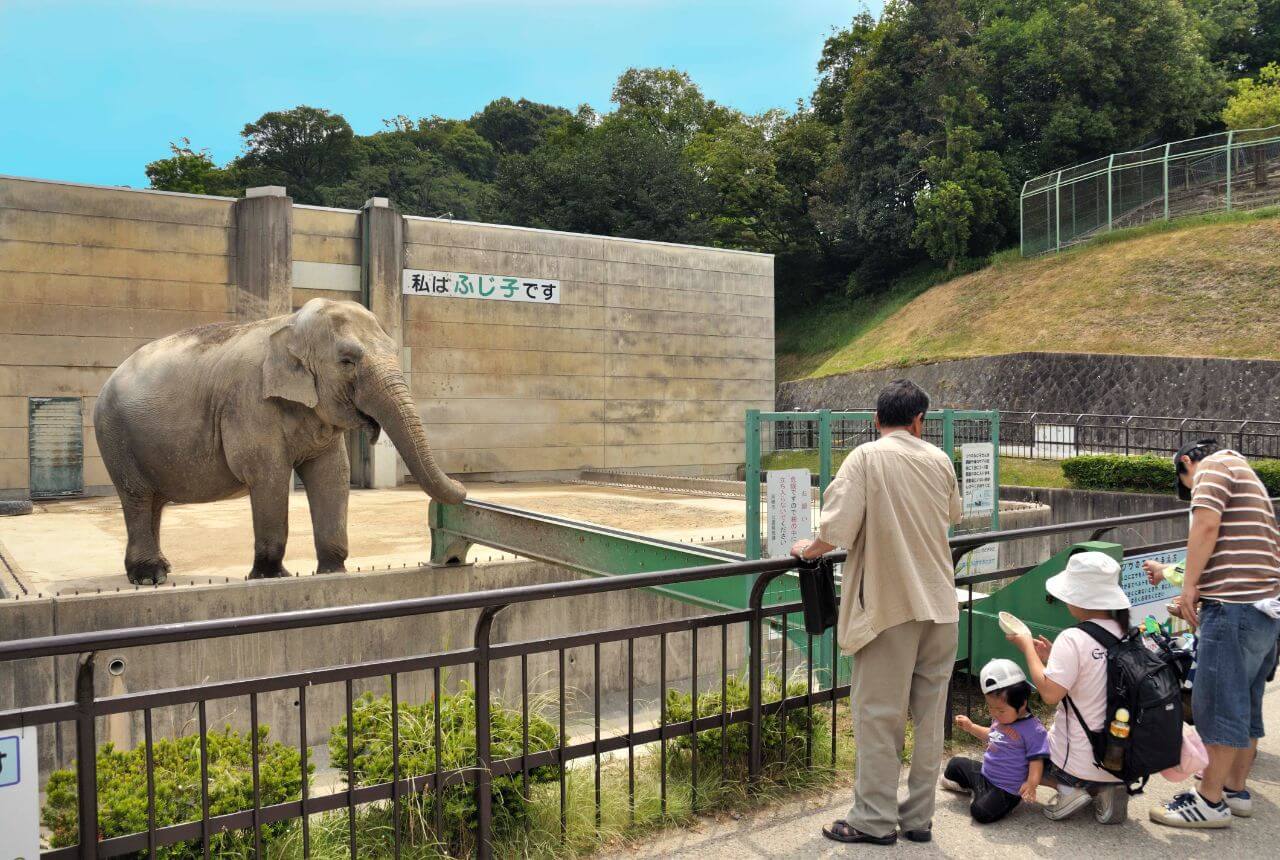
[{"xmin": 943, "ymin": 659, "xmax": 1051, "ymax": 824}]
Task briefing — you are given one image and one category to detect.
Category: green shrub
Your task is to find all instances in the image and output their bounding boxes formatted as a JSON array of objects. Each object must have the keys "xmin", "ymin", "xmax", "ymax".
[
  {"xmin": 662, "ymin": 670, "xmax": 824, "ymax": 777},
  {"xmin": 42, "ymin": 726, "xmax": 306, "ymax": 858},
  {"xmin": 1062, "ymin": 454, "xmax": 1173, "ymax": 492},
  {"xmin": 328, "ymin": 684, "xmax": 558, "ymax": 853},
  {"xmin": 1063, "ymin": 453, "xmax": 1280, "ymax": 495}
]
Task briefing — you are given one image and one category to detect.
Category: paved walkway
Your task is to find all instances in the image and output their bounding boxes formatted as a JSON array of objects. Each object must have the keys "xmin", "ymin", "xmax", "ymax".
[{"xmin": 606, "ymin": 680, "xmax": 1280, "ymax": 859}]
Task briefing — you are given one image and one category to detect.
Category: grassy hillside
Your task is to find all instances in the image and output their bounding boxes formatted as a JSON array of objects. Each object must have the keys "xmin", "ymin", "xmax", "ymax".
[{"xmin": 778, "ymin": 209, "xmax": 1280, "ymax": 381}]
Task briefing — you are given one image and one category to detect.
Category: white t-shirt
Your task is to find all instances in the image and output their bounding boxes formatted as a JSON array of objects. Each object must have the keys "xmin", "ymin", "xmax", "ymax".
[{"xmin": 1043, "ymin": 619, "xmax": 1123, "ymax": 784}]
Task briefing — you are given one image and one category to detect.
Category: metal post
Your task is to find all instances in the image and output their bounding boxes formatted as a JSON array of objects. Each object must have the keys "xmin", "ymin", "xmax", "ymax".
[
  {"xmin": 745, "ymin": 409, "xmax": 761, "ymax": 562},
  {"xmin": 1106, "ymin": 154, "xmax": 1114, "ymax": 231},
  {"xmin": 990, "ymin": 411, "xmax": 1001, "ymax": 531},
  {"xmin": 1163, "ymin": 143, "xmax": 1171, "ymax": 220},
  {"xmin": 75, "ymin": 654, "xmax": 97, "ymax": 860},
  {"xmin": 1054, "ymin": 170, "xmax": 1063, "ymax": 252},
  {"xmin": 473, "ymin": 604, "xmax": 507, "ymax": 860},
  {"xmin": 818, "ymin": 409, "xmax": 832, "ymax": 502},
  {"xmin": 942, "ymin": 408, "xmax": 955, "ymax": 460},
  {"xmin": 1226, "ymin": 130, "xmax": 1235, "ymax": 210},
  {"xmin": 1019, "ymin": 188, "xmax": 1025, "ymax": 256},
  {"xmin": 747, "ymin": 566, "xmax": 790, "ymax": 786}
]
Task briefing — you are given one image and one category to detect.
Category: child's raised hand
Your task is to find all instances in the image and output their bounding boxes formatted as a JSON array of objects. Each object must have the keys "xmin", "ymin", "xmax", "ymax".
[
  {"xmin": 1019, "ymin": 780, "xmax": 1039, "ymax": 803},
  {"xmin": 1033, "ymin": 635, "xmax": 1052, "ymax": 662},
  {"xmin": 953, "ymin": 714, "xmax": 973, "ymax": 731}
]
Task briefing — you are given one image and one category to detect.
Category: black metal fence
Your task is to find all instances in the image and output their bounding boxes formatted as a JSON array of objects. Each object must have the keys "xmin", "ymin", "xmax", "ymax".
[
  {"xmin": 0, "ymin": 507, "xmax": 1201, "ymax": 859},
  {"xmin": 998, "ymin": 412, "xmax": 1280, "ymax": 461}
]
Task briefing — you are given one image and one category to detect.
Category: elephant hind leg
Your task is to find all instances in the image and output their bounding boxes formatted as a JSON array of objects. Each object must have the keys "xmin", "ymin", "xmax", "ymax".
[{"xmin": 122, "ymin": 491, "xmax": 169, "ymax": 585}]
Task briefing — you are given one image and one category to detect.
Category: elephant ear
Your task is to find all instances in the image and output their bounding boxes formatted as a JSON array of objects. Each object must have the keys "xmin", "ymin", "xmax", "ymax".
[{"xmin": 262, "ymin": 324, "xmax": 318, "ymax": 408}]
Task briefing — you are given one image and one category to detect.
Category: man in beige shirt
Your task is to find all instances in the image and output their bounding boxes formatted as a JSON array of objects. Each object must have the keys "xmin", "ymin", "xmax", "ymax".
[{"xmin": 792, "ymin": 380, "xmax": 962, "ymax": 845}]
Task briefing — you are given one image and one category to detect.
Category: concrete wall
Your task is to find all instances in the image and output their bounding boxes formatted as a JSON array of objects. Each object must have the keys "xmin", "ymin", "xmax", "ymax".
[
  {"xmin": 1001, "ymin": 485, "xmax": 1188, "ymax": 549},
  {"xmin": 0, "ymin": 177, "xmax": 237, "ymax": 497},
  {"xmin": 0, "ymin": 559, "xmax": 749, "ymax": 775},
  {"xmin": 777, "ymin": 351, "xmax": 1280, "ymax": 420},
  {"xmin": 404, "ymin": 218, "xmax": 774, "ymax": 480},
  {"xmin": 0, "ymin": 177, "xmax": 774, "ymax": 498}
]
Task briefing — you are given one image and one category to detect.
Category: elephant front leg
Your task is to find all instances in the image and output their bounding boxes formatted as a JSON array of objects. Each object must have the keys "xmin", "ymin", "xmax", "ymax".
[
  {"xmin": 297, "ymin": 441, "xmax": 350, "ymax": 574},
  {"xmin": 247, "ymin": 473, "xmax": 292, "ymax": 579}
]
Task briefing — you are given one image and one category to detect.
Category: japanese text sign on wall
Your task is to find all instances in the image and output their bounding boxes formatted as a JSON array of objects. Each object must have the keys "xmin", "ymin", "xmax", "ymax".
[
  {"xmin": 1121, "ymin": 548, "xmax": 1187, "ymax": 628},
  {"xmin": 767, "ymin": 468, "xmax": 812, "ymax": 558},
  {"xmin": 0, "ymin": 728, "xmax": 39, "ymax": 860},
  {"xmin": 402, "ymin": 269, "xmax": 560, "ymax": 304},
  {"xmin": 961, "ymin": 442, "xmax": 995, "ymax": 518}
]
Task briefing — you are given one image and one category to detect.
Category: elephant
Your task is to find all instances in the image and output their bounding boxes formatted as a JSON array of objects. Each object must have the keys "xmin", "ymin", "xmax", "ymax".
[{"xmin": 94, "ymin": 298, "xmax": 466, "ymax": 584}]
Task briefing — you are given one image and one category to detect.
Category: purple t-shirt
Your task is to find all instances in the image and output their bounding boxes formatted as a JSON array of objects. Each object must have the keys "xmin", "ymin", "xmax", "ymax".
[{"xmin": 982, "ymin": 714, "xmax": 1051, "ymax": 795}]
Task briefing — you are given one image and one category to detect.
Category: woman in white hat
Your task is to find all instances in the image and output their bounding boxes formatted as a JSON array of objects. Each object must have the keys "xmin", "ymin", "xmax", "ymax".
[{"xmin": 1005, "ymin": 550, "xmax": 1131, "ymax": 824}]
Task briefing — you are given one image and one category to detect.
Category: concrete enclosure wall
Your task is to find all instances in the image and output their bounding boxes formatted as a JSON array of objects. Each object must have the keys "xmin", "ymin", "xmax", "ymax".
[
  {"xmin": 0, "ymin": 176, "xmax": 774, "ymax": 498},
  {"xmin": 0, "ymin": 559, "xmax": 750, "ymax": 775}
]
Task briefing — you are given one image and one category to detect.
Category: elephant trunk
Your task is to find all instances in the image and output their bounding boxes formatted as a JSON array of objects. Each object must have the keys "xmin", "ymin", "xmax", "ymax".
[{"xmin": 358, "ymin": 358, "xmax": 466, "ymax": 505}]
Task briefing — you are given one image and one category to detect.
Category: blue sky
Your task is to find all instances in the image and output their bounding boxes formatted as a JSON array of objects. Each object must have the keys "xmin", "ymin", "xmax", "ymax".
[{"xmin": 0, "ymin": 1, "xmax": 879, "ymax": 187}]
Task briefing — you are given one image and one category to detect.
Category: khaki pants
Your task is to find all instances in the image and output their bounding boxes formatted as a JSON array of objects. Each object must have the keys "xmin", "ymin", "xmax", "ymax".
[{"xmin": 847, "ymin": 619, "xmax": 958, "ymax": 837}]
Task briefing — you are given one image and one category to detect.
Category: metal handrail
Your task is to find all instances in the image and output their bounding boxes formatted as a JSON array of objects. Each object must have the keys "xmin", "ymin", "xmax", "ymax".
[{"xmin": 0, "ymin": 502, "xmax": 1206, "ymax": 663}]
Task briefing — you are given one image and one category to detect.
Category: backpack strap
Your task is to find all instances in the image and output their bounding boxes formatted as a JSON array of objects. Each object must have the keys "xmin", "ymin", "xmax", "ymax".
[{"xmin": 1075, "ymin": 620, "xmax": 1122, "ymax": 650}]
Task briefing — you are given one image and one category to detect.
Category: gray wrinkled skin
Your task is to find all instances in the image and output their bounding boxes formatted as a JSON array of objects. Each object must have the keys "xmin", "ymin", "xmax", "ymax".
[{"xmin": 94, "ymin": 299, "xmax": 466, "ymax": 584}]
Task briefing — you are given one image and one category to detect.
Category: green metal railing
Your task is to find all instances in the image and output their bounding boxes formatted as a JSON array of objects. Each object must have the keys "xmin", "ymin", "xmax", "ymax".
[{"xmin": 1021, "ymin": 123, "xmax": 1280, "ymax": 255}]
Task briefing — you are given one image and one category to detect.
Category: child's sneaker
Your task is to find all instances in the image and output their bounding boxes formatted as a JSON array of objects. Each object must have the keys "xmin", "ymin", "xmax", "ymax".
[
  {"xmin": 1149, "ymin": 791, "xmax": 1232, "ymax": 828},
  {"xmin": 939, "ymin": 776, "xmax": 968, "ymax": 793},
  {"xmin": 1093, "ymin": 784, "xmax": 1129, "ymax": 824},
  {"xmin": 1043, "ymin": 786, "xmax": 1092, "ymax": 821},
  {"xmin": 1223, "ymin": 788, "xmax": 1252, "ymax": 818}
]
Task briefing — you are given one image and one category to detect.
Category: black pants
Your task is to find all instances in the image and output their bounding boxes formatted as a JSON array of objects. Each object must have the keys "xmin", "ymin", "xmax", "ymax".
[{"xmin": 945, "ymin": 756, "xmax": 1021, "ymax": 824}]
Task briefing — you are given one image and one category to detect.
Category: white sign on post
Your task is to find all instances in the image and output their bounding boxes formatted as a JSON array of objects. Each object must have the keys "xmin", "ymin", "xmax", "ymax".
[
  {"xmin": 1121, "ymin": 548, "xmax": 1186, "ymax": 627},
  {"xmin": 403, "ymin": 269, "xmax": 560, "ymax": 304},
  {"xmin": 766, "ymin": 468, "xmax": 812, "ymax": 558},
  {"xmin": 0, "ymin": 727, "xmax": 40, "ymax": 860},
  {"xmin": 961, "ymin": 442, "xmax": 995, "ymax": 518},
  {"xmin": 956, "ymin": 542, "xmax": 1000, "ymax": 578}
]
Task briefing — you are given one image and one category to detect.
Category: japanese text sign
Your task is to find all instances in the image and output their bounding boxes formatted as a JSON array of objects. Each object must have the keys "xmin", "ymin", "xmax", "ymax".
[{"xmin": 403, "ymin": 269, "xmax": 560, "ymax": 304}]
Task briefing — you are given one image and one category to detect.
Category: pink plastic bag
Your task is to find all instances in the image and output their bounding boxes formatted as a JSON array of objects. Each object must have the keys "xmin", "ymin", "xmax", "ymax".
[{"xmin": 1161, "ymin": 726, "xmax": 1209, "ymax": 782}]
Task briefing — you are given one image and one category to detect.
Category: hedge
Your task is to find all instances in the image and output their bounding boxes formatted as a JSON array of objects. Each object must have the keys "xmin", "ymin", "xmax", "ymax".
[{"xmin": 1062, "ymin": 453, "xmax": 1280, "ymax": 496}]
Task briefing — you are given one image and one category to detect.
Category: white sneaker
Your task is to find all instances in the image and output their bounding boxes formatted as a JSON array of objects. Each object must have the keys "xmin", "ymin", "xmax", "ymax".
[
  {"xmin": 939, "ymin": 776, "xmax": 968, "ymax": 793},
  {"xmin": 1043, "ymin": 786, "xmax": 1093, "ymax": 821},
  {"xmin": 1093, "ymin": 784, "xmax": 1129, "ymax": 824},
  {"xmin": 1150, "ymin": 791, "xmax": 1232, "ymax": 829},
  {"xmin": 1223, "ymin": 788, "xmax": 1253, "ymax": 818}
]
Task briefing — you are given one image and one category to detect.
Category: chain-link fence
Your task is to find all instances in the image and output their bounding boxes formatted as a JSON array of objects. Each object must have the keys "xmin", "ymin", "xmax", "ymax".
[{"xmin": 1021, "ymin": 124, "xmax": 1280, "ymax": 256}]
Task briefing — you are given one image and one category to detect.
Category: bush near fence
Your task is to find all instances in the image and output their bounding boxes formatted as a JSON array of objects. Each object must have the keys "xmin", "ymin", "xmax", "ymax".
[{"xmin": 1063, "ymin": 453, "xmax": 1280, "ymax": 495}]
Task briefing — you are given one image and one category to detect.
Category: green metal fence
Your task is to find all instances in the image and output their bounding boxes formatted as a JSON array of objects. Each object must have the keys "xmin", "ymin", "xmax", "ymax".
[
  {"xmin": 1021, "ymin": 123, "xmax": 1280, "ymax": 256},
  {"xmin": 743, "ymin": 409, "xmax": 1001, "ymax": 562}
]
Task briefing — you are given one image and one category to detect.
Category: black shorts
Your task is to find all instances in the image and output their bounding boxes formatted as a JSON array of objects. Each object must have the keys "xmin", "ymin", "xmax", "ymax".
[{"xmin": 945, "ymin": 756, "xmax": 1021, "ymax": 824}]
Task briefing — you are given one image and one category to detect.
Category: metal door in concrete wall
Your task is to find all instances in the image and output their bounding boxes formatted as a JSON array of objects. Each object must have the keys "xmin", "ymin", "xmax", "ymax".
[{"xmin": 28, "ymin": 397, "xmax": 83, "ymax": 498}]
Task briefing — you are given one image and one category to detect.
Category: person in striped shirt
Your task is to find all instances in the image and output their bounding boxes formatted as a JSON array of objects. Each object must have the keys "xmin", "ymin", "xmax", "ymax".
[{"xmin": 1150, "ymin": 439, "xmax": 1280, "ymax": 829}]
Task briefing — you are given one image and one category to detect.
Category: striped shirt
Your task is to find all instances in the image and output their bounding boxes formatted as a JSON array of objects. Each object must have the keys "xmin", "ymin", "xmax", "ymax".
[{"xmin": 1190, "ymin": 449, "xmax": 1280, "ymax": 603}]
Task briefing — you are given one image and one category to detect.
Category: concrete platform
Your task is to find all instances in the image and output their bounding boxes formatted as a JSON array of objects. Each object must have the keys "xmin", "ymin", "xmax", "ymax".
[{"xmin": 0, "ymin": 482, "xmax": 747, "ymax": 595}]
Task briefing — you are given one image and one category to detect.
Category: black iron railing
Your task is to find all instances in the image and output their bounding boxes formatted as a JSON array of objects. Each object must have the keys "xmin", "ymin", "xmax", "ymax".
[
  {"xmin": 0, "ymin": 505, "xmax": 1204, "ymax": 860},
  {"xmin": 1000, "ymin": 412, "xmax": 1280, "ymax": 460}
]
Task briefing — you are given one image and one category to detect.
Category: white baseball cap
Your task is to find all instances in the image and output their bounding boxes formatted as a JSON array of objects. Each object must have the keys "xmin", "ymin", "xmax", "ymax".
[
  {"xmin": 980, "ymin": 658, "xmax": 1026, "ymax": 693},
  {"xmin": 1045, "ymin": 551, "xmax": 1131, "ymax": 611}
]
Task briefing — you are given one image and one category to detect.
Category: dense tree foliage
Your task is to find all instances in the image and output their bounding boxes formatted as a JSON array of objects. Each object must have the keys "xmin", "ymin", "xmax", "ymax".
[{"xmin": 146, "ymin": 0, "xmax": 1277, "ymax": 310}]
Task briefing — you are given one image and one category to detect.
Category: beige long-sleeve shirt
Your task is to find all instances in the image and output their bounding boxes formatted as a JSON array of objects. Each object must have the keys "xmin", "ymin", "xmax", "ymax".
[{"xmin": 817, "ymin": 430, "xmax": 963, "ymax": 655}]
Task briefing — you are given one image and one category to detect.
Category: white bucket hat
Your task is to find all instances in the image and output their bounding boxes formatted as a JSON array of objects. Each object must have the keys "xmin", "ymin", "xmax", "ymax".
[{"xmin": 1045, "ymin": 551, "xmax": 1131, "ymax": 610}]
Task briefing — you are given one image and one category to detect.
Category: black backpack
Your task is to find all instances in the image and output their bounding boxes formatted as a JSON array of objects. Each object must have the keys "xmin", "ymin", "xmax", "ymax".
[{"xmin": 1063, "ymin": 621, "xmax": 1183, "ymax": 795}]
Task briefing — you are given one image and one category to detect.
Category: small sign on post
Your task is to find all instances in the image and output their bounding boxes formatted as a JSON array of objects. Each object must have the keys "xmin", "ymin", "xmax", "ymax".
[
  {"xmin": 0, "ymin": 727, "xmax": 39, "ymax": 860},
  {"xmin": 1121, "ymin": 548, "xmax": 1186, "ymax": 627},
  {"xmin": 961, "ymin": 442, "xmax": 996, "ymax": 518},
  {"xmin": 766, "ymin": 468, "xmax": 812, "ymax": 558}
]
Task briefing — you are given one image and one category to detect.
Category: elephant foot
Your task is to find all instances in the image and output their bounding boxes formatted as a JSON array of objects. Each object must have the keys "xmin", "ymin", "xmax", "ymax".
[
  {"xmin": 248, "ymin": 564, "xmax": 290, "ymax": 579},
  {"xmin": 316, "ymin": 561, "xmax": 348, "ymax": 574},
  {"xmin": 127, "ymin": 558, "xmax": 170, "ymax": 586}
]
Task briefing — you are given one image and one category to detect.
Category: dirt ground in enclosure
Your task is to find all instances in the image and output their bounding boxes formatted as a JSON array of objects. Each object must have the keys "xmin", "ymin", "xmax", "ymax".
[{"xmin": 0, "ymin": 482, "xmax": 747, "ymax": 595}]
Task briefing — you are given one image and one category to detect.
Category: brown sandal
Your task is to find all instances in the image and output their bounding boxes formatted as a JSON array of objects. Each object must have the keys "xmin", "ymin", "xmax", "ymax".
[{"xmin": 821, "ymin": 820, "xmax": 897, "ymax": 845}]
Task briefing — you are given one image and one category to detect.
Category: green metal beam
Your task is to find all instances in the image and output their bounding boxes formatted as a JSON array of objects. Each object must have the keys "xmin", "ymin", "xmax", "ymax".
[{"xmin": 428, "ymin": 499, "xmax": 749, "ymax": 612}]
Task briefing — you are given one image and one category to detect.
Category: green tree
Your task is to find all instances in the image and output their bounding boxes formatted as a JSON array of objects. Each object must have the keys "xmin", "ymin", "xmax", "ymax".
[
  {"xmin": 236, "ymin": 105, "xmax": 359, "ymax": 203},
  {"xmin": 145, "ymin": 139, "xmax": 239, "ymax": 195},
  {"xmin": 470, "ymin": 97, "xmax": 572, "ymax": 154},
  {"xmin": 1223, "ymin": 62, "xmax": 1280, "ymax": 187},
  {"xmin": 912, "ymin": 182, "xmax": 973, "ymax": 271},
  {"xmin": 611, "ymin": 67, "xmax": 735, "ymax": 144}
]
